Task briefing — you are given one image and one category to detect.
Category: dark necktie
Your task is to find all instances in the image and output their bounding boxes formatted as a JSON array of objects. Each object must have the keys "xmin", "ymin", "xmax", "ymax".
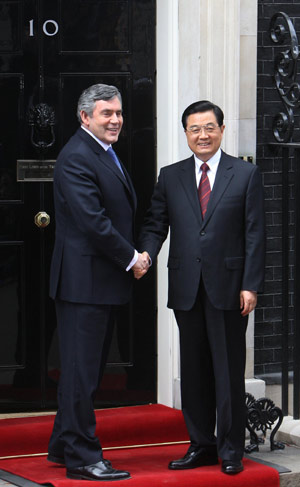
[
  {"xmin": 107, "ymin": 146, "xmax": 125, "ymax": 177},
  {"xmin": 198, "ymin": 162, "xmax": 211, "ymax": 218}
]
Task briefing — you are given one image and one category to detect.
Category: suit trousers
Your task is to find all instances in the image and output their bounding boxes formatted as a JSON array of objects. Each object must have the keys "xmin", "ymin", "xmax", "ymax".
[
  {"xmin": 174, "ymin": 280, "xmax": 248, "ymax": 462},
  {"xmin": 48, "ymin": 299, "xmax": 115, "ymax": 468}
]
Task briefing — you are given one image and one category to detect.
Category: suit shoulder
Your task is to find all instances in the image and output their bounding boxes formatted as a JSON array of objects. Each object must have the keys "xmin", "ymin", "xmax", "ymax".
[
  {"xmin": 222, "ymin": 152, "xmax": 260, "ymax": 175},
  {"xmin": 160, "ymin": 156, "xmax": 193, "ymax": 175},
  {"xmin": 57, "ymin": 130, "xmax": 97, "ymax": 162}
]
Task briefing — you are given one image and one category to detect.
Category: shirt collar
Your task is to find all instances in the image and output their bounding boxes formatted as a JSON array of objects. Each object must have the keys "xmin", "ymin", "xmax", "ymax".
[
  {"xmin": 81, "ymin": 125, "xmax": 111, "ymax": 151},
  {"xmin": 194, "ymin": 148, "xmax": 222, "ymax": 174}
]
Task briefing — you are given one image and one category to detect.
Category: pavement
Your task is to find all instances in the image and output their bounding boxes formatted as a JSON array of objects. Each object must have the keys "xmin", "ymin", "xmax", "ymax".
[{"xmin": 0, "ymin": 473, "xmax": 40, "ymax": 487}]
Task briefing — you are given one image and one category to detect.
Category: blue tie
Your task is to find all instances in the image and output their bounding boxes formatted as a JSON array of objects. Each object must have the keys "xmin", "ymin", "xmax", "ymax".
[{"xmin": 107, "ymin": 146, "xmax": 125, "ymax": 177}]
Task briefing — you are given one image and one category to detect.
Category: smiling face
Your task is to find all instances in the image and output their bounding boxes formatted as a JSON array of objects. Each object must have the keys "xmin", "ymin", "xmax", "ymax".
[
  {"xmin": 185, "ymin": 110, "xmax": 225, "ymax": 162},
  {"xmin": 80, "ymin": 96, "xmax": 123, "ymax": 145}
]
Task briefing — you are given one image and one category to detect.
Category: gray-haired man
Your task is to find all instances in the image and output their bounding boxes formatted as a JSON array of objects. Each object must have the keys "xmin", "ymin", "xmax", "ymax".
[{"xmin": 47, "ymin": 84, "xmax": 149, "ymax": 481}]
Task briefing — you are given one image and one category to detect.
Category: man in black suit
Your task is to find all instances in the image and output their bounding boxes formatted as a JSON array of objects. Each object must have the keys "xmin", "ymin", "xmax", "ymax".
[
  {"xmin": 135, "ymin": 101, "xmax": 265, "ymax": 474},
  {"xmin": 47, "ymin": 84, "xmax": 150, "ymax": 481}
]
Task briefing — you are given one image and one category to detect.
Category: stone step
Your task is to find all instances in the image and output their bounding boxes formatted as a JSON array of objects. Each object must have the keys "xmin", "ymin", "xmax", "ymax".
[{"xmin": 244, "ymin": 442, "xmax": 300, "ymax": 487}]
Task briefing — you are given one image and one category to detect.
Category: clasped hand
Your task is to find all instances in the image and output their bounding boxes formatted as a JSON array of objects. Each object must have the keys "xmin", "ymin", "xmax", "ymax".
[{"xmin": 132, "ymin": 251, "xmax": 151, "ymax": 280}]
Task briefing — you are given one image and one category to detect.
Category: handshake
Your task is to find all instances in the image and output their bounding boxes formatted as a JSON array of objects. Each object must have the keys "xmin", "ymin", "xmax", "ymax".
[{"xmin": 132, "ymin": 251, "xmax": 151, "ymax": 280}]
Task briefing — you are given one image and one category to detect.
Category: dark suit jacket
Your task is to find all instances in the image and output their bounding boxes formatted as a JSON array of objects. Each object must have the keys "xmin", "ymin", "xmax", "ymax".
[
  {"xmin": 138, "ymin": 151, "xmax": 265, "ymax": 311},
  {"xmin": 49, "ymin": 127, "xmax": 137, "ymax": 305}
]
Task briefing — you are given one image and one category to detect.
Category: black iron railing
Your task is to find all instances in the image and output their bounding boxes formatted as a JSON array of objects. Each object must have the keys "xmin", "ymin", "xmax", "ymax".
[
  {"xmin": 268, "ymin": 143, "xmax": 300, "ymax": 419},
  {"xmin": 267, "ymin": 11, "xmax": 300, "ymax": 419}
]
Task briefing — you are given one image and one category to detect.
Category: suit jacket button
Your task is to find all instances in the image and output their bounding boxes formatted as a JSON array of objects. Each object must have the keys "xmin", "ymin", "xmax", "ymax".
[
  {"xmin": 197, "ymin": 258, "xmax": 201, "ymax": 262},
  {"xmin": 200, "ymin": 230, "xmax": 205, "ymax": 236}
]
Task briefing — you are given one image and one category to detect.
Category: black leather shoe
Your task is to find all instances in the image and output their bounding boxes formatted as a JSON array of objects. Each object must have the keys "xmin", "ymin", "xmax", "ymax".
[
  {"xmin": 221, "ymin": 460, "xmax": 244, "ymax": 474},
  {"xmin": 47, "ymin": 453, "xmax": 112, "ymax": 468},
  {"xmin": 66, "ymin": 460, "xmax": 130, "ymax": 481},
  {"xmin": 168, "ymin": 448, "xmax": 218, "ymax": 470}
]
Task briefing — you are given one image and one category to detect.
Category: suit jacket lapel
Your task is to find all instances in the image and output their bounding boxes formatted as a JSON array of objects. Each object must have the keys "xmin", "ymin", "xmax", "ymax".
[
  {"xmin": 179, "ymin": 156, "xmax": 203, "ymax": 226},
  {"xmin": 77, "ymin": 128, "xmax": 137, "ymax": 210},
  {"xmin": 100, "ymin": 149, "xmax": 137, "ymax": 211},
  {"xmin": 203, "ymin": 151, "xmax": 234, "ymax": 226},
  {"xmin": 100, "ymin": 147, "xmax": 130, "ymax": 189},
  {"xmin": 120, "ymin": 163, "xmax": 137, "ymax": 210}
]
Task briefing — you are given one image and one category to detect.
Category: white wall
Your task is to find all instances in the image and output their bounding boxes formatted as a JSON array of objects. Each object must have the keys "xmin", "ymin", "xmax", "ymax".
[
  {"xmin": 156, "ymin": 0, "xmax": 180, "ymax": 406},
  {"xmin": 240, "ymin": 0, "xmax": 258, "ymax": 379}
]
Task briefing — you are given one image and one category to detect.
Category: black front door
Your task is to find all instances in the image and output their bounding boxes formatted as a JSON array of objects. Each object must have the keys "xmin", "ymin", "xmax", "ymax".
[{"xmin": 0, "ymin": 0, "xmax": 156, "ymax": 412}]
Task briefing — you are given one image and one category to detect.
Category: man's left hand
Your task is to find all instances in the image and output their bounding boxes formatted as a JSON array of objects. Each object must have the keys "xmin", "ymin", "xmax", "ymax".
[{"xmin": 240, "ymin": 290, "xmax": 257, "ymax": 317}]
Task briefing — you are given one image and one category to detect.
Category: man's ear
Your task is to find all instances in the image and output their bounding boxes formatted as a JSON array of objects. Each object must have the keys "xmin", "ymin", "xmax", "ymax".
[{"xmin": 80, "ymin": 110, "xmax": 89, "ymax": 126}]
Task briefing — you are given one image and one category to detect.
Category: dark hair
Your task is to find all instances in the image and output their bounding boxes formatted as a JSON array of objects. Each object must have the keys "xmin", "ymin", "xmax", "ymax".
[
  {"xmin": 181, "ymin": 100, "xmax": 224, "ymax": 129},
  {"xmin": 77, "ymin": 84, "xmax": 122, "ymax": 123}
]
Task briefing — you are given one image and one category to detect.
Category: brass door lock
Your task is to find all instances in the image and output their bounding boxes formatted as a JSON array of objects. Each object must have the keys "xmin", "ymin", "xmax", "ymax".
[{"xmin": 34, "ymin": 211, "xmax": 50, "ymax": 228}]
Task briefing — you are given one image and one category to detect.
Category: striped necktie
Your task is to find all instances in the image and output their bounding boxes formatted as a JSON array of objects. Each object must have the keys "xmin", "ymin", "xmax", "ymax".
[{"xmin": 198, "ymin": 162, "xmax": 211, "ymax": 218}]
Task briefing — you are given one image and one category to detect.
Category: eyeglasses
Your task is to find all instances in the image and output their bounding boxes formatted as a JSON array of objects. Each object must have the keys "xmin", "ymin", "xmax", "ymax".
[{"xmin": 186, "ymin": 124, "xmax": 219, "ymax": 135}]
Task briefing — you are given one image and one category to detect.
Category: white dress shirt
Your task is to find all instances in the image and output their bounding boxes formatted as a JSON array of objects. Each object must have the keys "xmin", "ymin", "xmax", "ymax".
[{"xmin": 194, "ymin": 147, "xmax": 222, "ymax": 190}]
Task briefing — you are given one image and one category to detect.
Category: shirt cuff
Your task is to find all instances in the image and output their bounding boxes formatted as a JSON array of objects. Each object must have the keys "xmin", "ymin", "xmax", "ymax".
[{"xmin": 126, "ymin": 250, "xmax": 138, "ymax": 271}]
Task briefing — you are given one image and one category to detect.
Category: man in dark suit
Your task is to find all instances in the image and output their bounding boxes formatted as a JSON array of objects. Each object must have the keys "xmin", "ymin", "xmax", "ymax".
[
  {"xmin": 47, "ymin": 84, "xmax": 150, "ymax": 481},
  {"xmin": 135, "ymin": 100, "xmax": 265, "ymax": 474}
]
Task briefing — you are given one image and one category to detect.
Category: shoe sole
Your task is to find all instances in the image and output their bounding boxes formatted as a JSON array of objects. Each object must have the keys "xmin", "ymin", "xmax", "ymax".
[
  {"xmin": 168, "ymin": 459, "xmax": 219, "ymax": 470},
  {"xmin": 67, "ymin": 473, "xmax": 131, "ymax": 481},
  {"xmin": 222, "ymin": 467, "xmax": 244, "ymax": 475}
]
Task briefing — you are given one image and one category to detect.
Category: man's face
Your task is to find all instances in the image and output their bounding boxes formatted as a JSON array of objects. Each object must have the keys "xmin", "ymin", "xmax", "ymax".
[
  {"xmin": 81, "ymin": 96, "xmax": 123, "ymax": 145},
  {"xmin": 185, "ymin": 110, "xmax": 225, "ymax": 162}
]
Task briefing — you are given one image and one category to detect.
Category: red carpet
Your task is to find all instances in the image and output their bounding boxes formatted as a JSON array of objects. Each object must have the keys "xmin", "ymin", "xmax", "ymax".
[{"xmin": 0, "ymin": 404, "xmax": 280, "ymax": 487}]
